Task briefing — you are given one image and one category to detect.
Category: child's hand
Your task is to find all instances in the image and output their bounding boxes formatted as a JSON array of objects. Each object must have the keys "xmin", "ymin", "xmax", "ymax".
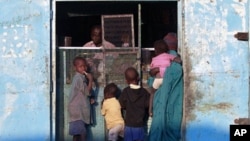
[
  {"xmin": 90, "ymin": 98, "xmax": 95, "ymax": 104},
  {"xmin": 84, "ymin": 71, "xmax": 93, "ymax": 82}
]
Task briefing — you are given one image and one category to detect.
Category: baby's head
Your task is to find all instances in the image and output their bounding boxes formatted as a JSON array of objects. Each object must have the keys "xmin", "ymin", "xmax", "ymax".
[
  {"xmin": 124, "ymin": 67, "xmax": 139, "ymax": 85},
  {"xmin": 73, "ymin": 56, "xmax": 88, "ymax": 74},
  {"xmin": 153, "ymin": 40, "xmax": 168, "ymax": 56},
  {"xmin": 104, "ymin": 83, "xmax": 118, "ymax": 99}
]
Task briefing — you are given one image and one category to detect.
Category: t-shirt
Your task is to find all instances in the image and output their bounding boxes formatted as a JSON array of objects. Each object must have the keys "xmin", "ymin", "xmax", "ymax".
[
  {"xmin": 83, "ymin": 40, "xmax": 115, "ymax": 48},
  {"xmin": 101, "ymin": 97, "xmax": 124, "ymax": 129},
  {"xmin": 68, "ymin": 72, "xmax": 91, "ymax": 124},
  {"xmin": 83, "ymin": 40, "xmax": 116, "ymax": 59}
]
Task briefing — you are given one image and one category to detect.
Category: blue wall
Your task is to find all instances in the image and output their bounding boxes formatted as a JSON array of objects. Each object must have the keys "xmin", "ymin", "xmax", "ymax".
[
  {"xmin": 183, "ymin": 0, "xmax": 249, "ymax": 141},
  {"xmin": 0, "ymin": 0, "xmax": 51, "ymax": 140}
]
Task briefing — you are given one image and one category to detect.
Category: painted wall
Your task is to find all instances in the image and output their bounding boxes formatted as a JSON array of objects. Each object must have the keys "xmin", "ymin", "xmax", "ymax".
[
  {"xmin": 183, "ymin": 0, "xmax": 249, "ymax": 141},
  {"xmin": 0, "ymin": 0, "xmax": 51, "ymax": 141}
]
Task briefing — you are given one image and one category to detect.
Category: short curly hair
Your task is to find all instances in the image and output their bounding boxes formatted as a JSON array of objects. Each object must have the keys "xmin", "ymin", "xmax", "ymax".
[
  {"xmin": 125, "ymin": 67, "xmax": 139, "ymax": 84},
  {"xmin": 104, "ymin": 83, "xmax": 118, "ymax": 99},
  {"xmin": 73, "ymin": 56, "xmax": 86, "ymax": 66},
  {"xmin": 153, "ymin": 40, "xmax": 168, "ymax": 55}
]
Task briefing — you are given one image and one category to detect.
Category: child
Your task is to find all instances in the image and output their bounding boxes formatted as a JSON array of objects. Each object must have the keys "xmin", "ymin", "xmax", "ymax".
[
  {"xmin": 101, "ymin": 83, "xmax": 125, "ymax": 141},
  {"xmin": 68, "ymin": 56, "xmax": 94, "ymax": 141},
  {"xmin": 121, "ymin": 33, "xmax": 130, "ymax": 47},
  {"xmin": 150, "ymin": 39, "xmax": 175, "ymax": 90},
  {"xmin": 119, "ymin": 67, "xmax": 150, "ymax": 141}
]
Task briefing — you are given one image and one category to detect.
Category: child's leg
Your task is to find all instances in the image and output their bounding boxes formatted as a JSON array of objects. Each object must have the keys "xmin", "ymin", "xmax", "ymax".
[
  {"xmin": 152, "ymin": 78, "xmax": 163, "ymax": 89},
  {"xmin": 149, "ymin": 91, "xmax": 154, "ymax": 117},
  {"xmin": 108, "ymin": 124, "xmax": 124, "ymax": 141},
  {"xmin": 150, "ymin": 79, "xmax": 158, "ymax": 117},
  {"xmin": 117, "ymin": 135, "xmax": 124, "ymax": 141},
  {"xmin": 72, "ymin": 133, "xmax": 86, "ymax": 141},
  {"xmin": 69, "ymin": 120, "xmax": 87, "ymax": 141},
  {"xmin": 80, "ymin": 132, "xmax": 86, "ymax": 141},
  {"xmin": 73, "ymin": 135, "xmax": 80, "ymax": 141},
  {"xmin": 149, "ymin": 80, "xmax": 158, "ymax": 117}
]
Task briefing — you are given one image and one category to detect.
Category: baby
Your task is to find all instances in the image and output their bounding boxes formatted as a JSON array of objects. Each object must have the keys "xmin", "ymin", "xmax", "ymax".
[{"xmin": 150, "ymin": 39, "xmax": 175, "ymax": 89}]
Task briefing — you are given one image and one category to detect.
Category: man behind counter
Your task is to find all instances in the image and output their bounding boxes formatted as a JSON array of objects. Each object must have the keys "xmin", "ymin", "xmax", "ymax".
[
  {"xmin": 83, "ymin": 25, "xmax": 115, "ymax": 48},
  {"xmin": 82, "ymin": 25, "xmax": 116, "ymax": 83}
]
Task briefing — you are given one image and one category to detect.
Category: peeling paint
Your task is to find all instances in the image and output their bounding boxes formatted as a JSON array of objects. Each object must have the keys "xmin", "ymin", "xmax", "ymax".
[
  {"xmin": 184, "ymin": 0, "xmax": 248, "ymax": 141},
  {"xmin": 1, "ymin": 24, "xmax": 38, "ymax": 59},
  {"xmin": 184, "ymin": 49, "xmax": 197, "ymax": 121},
  {"xmin": 0, "ymin": 83, "xmax": 18, "ymax": 132},
  {"xmin": 0, "ymin": 13, "xmax": 41, "ymax": 27},
  {"xmin": 0, "ymin": 0, "xmax": 51, "ymax": 140},
  {"xmin": 197, "ymin": 102, "xmax": 233, "ymax": 112}
]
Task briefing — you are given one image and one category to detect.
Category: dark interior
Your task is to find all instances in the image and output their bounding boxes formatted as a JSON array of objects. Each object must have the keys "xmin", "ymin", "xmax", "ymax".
[{"xmin": 56, "ymin": 1, "xmax": 177, "ymax": 47}]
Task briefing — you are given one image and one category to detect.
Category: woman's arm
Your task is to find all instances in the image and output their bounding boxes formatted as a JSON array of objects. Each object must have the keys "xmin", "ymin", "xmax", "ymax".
[{"xmin": 172, "ymin": 56, "xmax": 182, "ymax": 64}]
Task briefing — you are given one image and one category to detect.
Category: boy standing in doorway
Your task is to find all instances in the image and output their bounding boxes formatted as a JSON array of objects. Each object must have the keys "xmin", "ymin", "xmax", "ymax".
[{"xmin": 68, "ymin": 56, "xmax": 94, "ymax": 141}]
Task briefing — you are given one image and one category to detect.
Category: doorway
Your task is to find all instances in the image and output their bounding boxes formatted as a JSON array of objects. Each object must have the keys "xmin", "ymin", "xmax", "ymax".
[{"xmin": 54, "ymin": 1, "xmax": 178, "ymax": 140}]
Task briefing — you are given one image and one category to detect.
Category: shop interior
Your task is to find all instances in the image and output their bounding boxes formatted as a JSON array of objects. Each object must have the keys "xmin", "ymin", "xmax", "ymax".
[{"xmin": 56, "ymin": 1, "xmax": 177, "ymax": 47}]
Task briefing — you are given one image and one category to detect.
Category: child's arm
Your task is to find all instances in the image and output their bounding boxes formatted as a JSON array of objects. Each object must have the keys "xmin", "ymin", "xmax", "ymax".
[
  {"xmin": 149, "ymin": 67, "xmax": 160, "ymax": 77},
  {"xmin": 84, "ymin": 71, "xmax": 96, "ymax": 104},
  {"xmin": 148, "ymin": 88, "xmax": 155, "ymax": 117},
  {"xmin": 101, "ymin": 99, "xmax": 105, "ymax": 116},
  {"xmin": 84, "ymin": 71, "xmax": 93, "ymax": 94},
  {"xmin": 118, "ymin": 90, "xmax": 127, "ymax": 113},
  {"xmin": 149, "ymin": 93, "xmax": 154, "ymax": 117}
]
